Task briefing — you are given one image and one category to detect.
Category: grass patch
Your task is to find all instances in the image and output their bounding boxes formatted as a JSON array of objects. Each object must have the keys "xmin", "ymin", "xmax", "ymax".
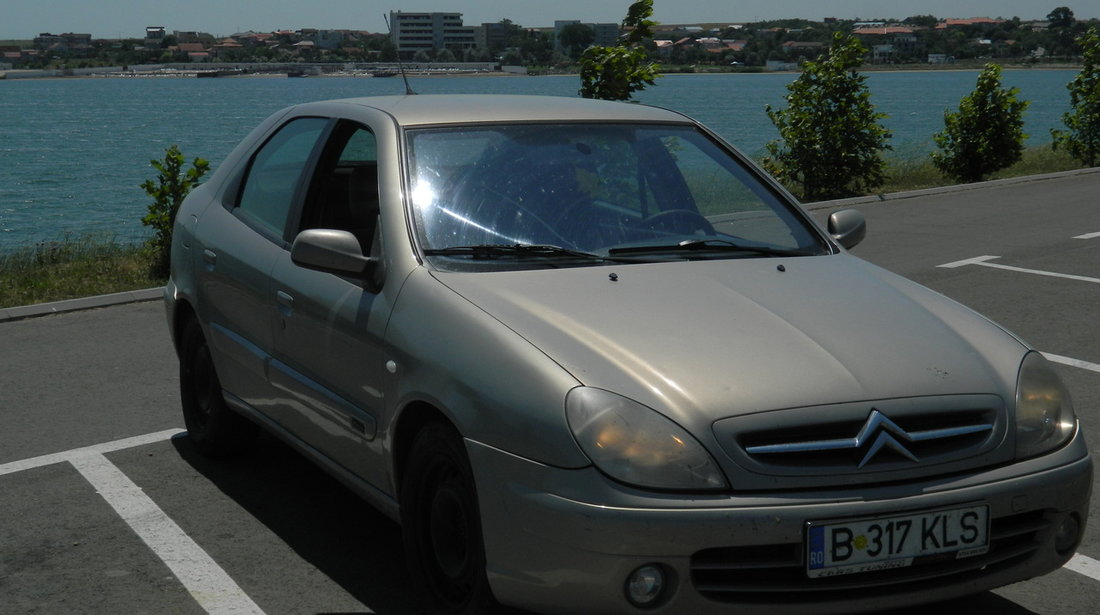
[
  {"xmin": 879, "ymin": 144, "xmax": 1085, "ymax": 194},
  {"xmin": 0, "ymin": 234, "xmax": 164, "ymax": 309}
]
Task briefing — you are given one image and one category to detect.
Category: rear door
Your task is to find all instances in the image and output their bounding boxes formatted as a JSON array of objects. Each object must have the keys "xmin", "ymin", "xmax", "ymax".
[{"xmin": 195, "ymin": 116, "xmax": 331, "ymax": 410}]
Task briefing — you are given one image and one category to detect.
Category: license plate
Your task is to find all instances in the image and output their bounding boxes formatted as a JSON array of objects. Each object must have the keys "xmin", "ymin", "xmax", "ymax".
[{"xmin": 806, "ymin": 505, "xmax": 989, "ymax": 578}]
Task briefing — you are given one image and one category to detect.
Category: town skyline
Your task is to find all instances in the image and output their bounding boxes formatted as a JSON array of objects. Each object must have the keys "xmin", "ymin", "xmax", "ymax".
[{"xmin": 3, "ymin": 1, "xmax": 1098, "ymax": 40}]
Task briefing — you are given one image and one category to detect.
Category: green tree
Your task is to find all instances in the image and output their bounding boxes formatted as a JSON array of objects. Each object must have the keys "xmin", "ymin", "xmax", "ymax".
[
  {"xmin": 558, "ymin": 23, "xmax": 595, "ymax": 59},
  {"xmin": 903, "ymin": 15, "xmax": 939, "ymax": 29},
  {"xmin": 931, "ymin": 63, "xmax": 1030, "ymax": 183},
  {"xmin": 1053, "ymin": 27, "xmax": 1100, "ymax": 167},
  {"xmin": 140, "ymin": 145, "xmax": 210, "ymax": 278},
  {"xmin": 762, "ymin": 33, "xmax": 892, "ymax": 201},
  {"xmin": 579, "ymin": 0, "xmax": 660, "ymax": 101},
  {"xmin": 1047, "ymin": 6, "xmax": 1076, "ymax": 30}
]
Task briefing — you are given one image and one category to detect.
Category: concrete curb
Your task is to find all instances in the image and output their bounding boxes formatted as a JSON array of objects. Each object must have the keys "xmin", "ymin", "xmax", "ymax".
[
  {"xmin": 2, "ymin": 167, "xmax": 1096, "ymax": 324},
  {"xmin": 803, "ymin": 165, "xmax": 1100, "ymax": 211},
  {"xmin": 0, "ymin": 287, "xmax": 164, "ymax": 324}
]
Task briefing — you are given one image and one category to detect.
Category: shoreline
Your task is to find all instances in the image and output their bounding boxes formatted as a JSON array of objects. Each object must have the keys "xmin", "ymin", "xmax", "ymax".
[{"xmin": 1, "ymin": 61, "xmax": 1084, "ymax": 81}]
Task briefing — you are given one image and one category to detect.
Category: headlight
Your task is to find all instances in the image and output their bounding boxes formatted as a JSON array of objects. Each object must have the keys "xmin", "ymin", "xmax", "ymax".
[
  {"xmin": 1016, "ymin": 352, "xmax": 1077, "ymax": 459},
  {"xmin": 566, "ymin": 387, "xmax": 728, "ymax": 491}
]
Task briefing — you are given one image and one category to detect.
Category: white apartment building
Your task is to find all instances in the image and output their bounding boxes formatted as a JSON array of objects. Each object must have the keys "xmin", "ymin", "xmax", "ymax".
[{"xmin": 389, "ymin": 11, "xmax": 477, "ymax": 56}]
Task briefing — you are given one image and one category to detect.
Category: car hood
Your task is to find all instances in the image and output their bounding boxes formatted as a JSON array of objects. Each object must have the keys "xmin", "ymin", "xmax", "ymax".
[{"xmin": 432, "ymin": 254, "xmax": 1026, "ymax": 432}]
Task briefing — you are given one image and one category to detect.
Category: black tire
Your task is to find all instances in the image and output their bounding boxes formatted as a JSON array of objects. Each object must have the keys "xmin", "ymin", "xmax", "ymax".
[
  {"xmin": 401, "ymin": 422, "xmax": 499, "ymax": 615},
  {"xmin": 179, "ymin": 319, "xmax": 257, "ymax": 457}
]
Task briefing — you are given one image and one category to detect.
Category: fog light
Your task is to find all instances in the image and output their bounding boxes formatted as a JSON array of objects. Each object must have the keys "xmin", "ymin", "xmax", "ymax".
[
  {"xmin": 1054, "ymin": 514, "xmax": 1082, "ymax": 555},
  {"xmin": 626, "ymin": 564, "xmax": 666, "ymax": 608}
]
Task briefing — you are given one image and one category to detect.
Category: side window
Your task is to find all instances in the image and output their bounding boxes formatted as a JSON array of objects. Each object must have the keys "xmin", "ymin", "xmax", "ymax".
[
  {"xmin": 299, "ymin": 123, "xmax": 380, "ymax": 254},
  {"xmin": 237, "ymin": 117, "xmax": 329, "ymax": 238}
]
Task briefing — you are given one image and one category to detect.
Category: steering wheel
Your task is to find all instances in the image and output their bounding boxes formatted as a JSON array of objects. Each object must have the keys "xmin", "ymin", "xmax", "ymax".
[{"xmin": 643, "ymin": 209, "xmax": 715, "ymax": 236}]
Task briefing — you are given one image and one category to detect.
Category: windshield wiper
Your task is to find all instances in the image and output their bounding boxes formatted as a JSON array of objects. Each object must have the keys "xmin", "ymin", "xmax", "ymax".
[
  {"xmin": 608, "ymin": 238, "xmax": 812, "ymax": 258},
  {"xmin": 424, "ymin": 244, "xmax": 608, "ymax": 261}
]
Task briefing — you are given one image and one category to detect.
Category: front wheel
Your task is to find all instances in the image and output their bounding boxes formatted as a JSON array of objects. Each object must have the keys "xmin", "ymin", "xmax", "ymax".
[
  {"xmin": 178, "ymin": 319, "xmax": 257, "ymax": 457},
  {"xmin": 400, "ymin": 422, "xmax": 499, "ymax": 615}
]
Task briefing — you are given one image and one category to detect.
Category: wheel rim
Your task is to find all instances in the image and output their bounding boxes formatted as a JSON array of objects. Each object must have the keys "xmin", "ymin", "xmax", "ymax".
[
  {"xmin": 188, "ymin": 342, "xmax": 217, "ymax": 429},
  {"xmin": 429, "ymin": 477, "xmax": 472, "ymax": 579},
  {"xmin": 419, "ymin": 457, "xmax": 478, "ymax": 605}
]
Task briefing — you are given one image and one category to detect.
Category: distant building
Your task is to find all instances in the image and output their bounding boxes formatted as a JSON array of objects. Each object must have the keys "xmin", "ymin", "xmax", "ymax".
[
  {"xmin": 389, "ymin": 11, "xmax": 476, "ymax": 57},
  {"xmin": 145, "ymin": 26, "xmax": 165, "ymax": 47},
  {"xmin": 872, "ymin": 44, "xmax": 895, "ymax": 63},
  {"xmin": 937, "ymin": 17, "xmax": 1004, "ymax": 29},
  {"xmin": 32, "ymin": 32, "xmax": 93, "ymax": 57},
  {"xmin": 553, "ymin": 20, "xmax": 620, "ymax": 52},
  {"xmin": 783, "ymin": 40, "xmax": 827, "ymax": 59},
  {"xmin": 302, "ymin": 29, "xmax": 345, "ymax": 51},
  {"xmin": 174, "ymin": 31, "xmax": 216, "ymax": 46}
]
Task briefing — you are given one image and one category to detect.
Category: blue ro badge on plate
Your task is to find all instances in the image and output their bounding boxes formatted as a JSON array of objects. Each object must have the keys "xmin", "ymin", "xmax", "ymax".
[{"xmin": 806, "ymin": 504, "xmax": 989, "ymax": 578}]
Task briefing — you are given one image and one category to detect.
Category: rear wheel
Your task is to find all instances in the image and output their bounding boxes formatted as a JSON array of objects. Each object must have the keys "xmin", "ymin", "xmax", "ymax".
[
  {"xmin": 179, "ymin": 319, "xmax": 257, "ymax": 457},
  {"xmin": 401, "ymin": 422, "xmax": 498, "ymax": 615}
]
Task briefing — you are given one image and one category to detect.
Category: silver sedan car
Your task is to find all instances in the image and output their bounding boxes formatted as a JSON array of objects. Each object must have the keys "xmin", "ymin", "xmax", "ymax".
[{"xmin": 165, "ymin": 95, "xmax": 1091, "ymax": 615}]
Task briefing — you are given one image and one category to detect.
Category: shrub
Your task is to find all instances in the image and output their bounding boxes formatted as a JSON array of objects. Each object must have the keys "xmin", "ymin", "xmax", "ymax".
[
  {"xmin": 1052, "ymin": 27, "xmax": 1100, "ymax": 167},
  {"xmin": 140, "ymin": 145, "xmax": 209, "ymax": 279},
  {"xmin": 579, "ymin": 1, "xmax": 660, "ymax": 101},
  {"xmin": 931, "ymin": 64, "xmax": 1029, "ymax": 183},
  {"xmin": 763, "ymin": 33, "xmax": 892, "ymax": 201}
]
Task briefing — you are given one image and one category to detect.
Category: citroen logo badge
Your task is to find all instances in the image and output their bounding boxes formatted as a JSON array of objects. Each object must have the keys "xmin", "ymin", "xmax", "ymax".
[{"xmin": 852, "ymin": 410, "xmax": 919, "ymax": 468}]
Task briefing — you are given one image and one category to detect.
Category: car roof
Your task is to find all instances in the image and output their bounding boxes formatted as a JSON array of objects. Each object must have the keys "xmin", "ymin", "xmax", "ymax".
[{"xmin": 301, "ymin": 94, "xmax": 694, "ymax": 127}]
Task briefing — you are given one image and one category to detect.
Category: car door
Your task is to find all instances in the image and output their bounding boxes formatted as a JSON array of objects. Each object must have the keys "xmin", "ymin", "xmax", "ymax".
[
  {"xmin": 266, "ymin": 120, "xmax": 391, "ymax": 487},
  {"xmin": 194, "ymin": 116, "xmax": 331, "ymax": 412}
]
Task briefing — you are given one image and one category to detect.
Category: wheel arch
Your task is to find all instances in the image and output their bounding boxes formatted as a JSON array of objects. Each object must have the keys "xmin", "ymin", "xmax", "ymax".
[
  {"xmin": 170, "ymin": 297, "xmax": 200, "ymax": 358},
  {"xmin": 392, "ymin": 400, "xmax": 458, "ymax": 496}
]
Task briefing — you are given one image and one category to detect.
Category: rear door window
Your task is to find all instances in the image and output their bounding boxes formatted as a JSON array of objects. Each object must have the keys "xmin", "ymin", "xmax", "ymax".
[{"xmin": 237, "ymin": 117, "xmax": 329, "ymax": 239}]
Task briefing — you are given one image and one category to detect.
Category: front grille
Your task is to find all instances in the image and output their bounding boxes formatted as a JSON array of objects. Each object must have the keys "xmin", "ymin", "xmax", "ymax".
[
  {"xmin": 741, "ymin": 409, "xmax": 995, "ymax": 470},
  {"xmin": 690, "ymin": 510, "xmax": 1050, "ymax": 604},
  {"xmin": 711, "ymin": 395, "xmax": 1010, "ymax": 490}
]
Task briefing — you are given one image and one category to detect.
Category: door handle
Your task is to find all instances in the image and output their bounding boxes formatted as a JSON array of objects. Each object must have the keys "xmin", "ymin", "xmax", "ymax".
[
  {"xmin": 276, "ymin": 290, "xmax": 294, "ymax": 318},
  {"xmin": 202, "ymin": 249, "xmax": 217, "ymax": 269}
]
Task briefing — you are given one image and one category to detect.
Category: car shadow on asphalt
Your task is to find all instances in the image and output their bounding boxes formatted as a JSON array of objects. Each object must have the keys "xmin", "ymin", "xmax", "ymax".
[
  {"xmin": 878, "ymin": 592, "xmax": 1037, "ymax": 615},
  {"xmin": 171, "ymin": 432, "xmax": 1037, "ymax": 615},
  {"xmin": 171, "ymin": 431, "xmax": 430, "ymax": 615}
]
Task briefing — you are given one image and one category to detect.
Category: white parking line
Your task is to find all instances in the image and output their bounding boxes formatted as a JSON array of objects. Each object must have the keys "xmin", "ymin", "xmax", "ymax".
[
  {"xmin": 1044, "ymin": 353, "xmax": 1100, "ymax": 374},
  {"xmin": 71, "ymin": 451, "xmax": 265, "ymax": 614},
  {"xmin": 938, "ymin": 255, "xmax": 1100, "ymax": 284},
  {"xmin": 0, "ymin": 429, "xmax": 266, "ymax": 615},
  {"xmin": 3, "ymin": 427, "xmax": 1099, "ymax": 601},
  {"xmin": 1074, "ymin": 232, "xmax": 1100, "ymax": 239},
  {"xmin": 1066, "ymin": 554, "xmax": 1100, "ymax": 582},
  {"xmin": 0, "ymin": 429, "xmax": 184, "ymax": 476}
]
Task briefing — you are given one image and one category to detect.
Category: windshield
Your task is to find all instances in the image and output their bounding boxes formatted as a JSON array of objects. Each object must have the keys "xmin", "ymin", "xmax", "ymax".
[{"xmin": 406, "ymin": 123, "xmax": 828, "ymax": 271}]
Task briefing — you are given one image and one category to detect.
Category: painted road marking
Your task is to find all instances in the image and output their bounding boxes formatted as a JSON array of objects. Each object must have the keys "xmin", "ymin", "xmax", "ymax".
[
  {"xmin": 1074, "ymin": 232, "xmax": 1100, "ymax": 239},
  {"xmin": 0, "ymin": 429, "xmax": 266, "ymax": 615},
  {"xmin": 1045, "ymin": 353, "xmax": 1100, "ymax": 374},
  {"xmin": 0, "ymin": 428, "xmax": 183, "ymax": 476},
  {"xmin": 1066, "ymin": 554, "xmax": 1100, "ymax": 582},
  {"xmin": 938, "ymin": 255, "xmax": 1100, "ymax": 284},
  {"xmin": 2, "ymin": 427, "xmax": 1099, "ymax": 597}
]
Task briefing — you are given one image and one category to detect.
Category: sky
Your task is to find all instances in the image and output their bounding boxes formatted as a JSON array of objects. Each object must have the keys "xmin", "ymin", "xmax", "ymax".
[{"xmin": 3, "ymin": 1, "xmax": 1098, "ymax": 40}]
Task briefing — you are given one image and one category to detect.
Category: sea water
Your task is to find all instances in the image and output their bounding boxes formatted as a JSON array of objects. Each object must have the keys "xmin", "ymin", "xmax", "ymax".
[{"xmin": 0, "ymin": 69, "xmax": 1077, "ymax": 249}]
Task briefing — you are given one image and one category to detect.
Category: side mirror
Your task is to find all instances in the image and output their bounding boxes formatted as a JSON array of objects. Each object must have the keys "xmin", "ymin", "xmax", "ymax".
[
  {"xmin": 827, "ymin": 209, "xmax": 866, "ymax": 250},
  {"xmin": 291, "ymin": 229, "xmax": 382, "ymax": 292}
]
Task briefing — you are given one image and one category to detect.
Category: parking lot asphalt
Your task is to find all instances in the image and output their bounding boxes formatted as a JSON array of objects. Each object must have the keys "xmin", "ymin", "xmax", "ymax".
[{"xmin": 2, "ymin": 168, "xmax": 1099, "ymax": 614}]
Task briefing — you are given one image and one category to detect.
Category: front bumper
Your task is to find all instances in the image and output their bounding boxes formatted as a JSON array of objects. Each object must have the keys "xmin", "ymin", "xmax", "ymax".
[{"xmin": 467, "ymin": 432, "xmax": 1092, "ymax": 615}]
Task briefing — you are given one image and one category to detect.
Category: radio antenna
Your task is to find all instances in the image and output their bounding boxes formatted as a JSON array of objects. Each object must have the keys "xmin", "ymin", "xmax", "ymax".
[{"xmin": 383, "ymin": 12, "xmax": 416, "ymax": 95}]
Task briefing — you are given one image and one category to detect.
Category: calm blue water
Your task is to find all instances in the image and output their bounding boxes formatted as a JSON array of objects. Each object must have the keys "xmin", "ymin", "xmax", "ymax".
[{"xmin": 0, "ymin": 69, "xmax": 1077, "ymax": 249}]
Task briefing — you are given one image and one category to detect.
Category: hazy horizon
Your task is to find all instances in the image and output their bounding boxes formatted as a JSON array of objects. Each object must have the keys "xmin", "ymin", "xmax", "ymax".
[{"xmin": 3, "ymin": 1, "xmax": 1097, "ymax": 40}]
